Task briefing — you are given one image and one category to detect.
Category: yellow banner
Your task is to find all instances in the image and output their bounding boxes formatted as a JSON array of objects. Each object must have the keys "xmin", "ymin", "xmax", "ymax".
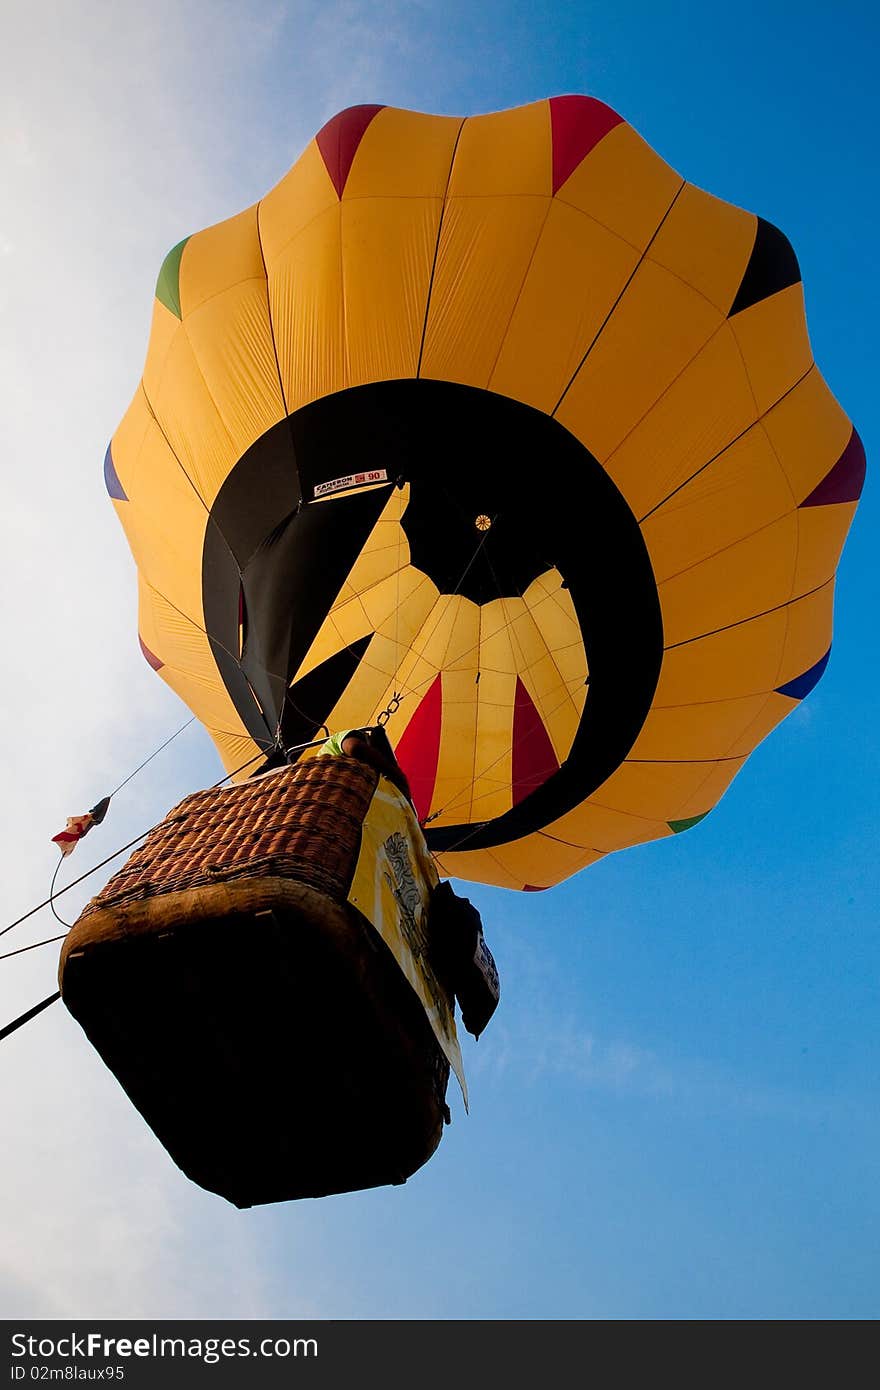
[{"xmin": 347, "ymin": 778, "xmax": 467, "ymax": 1105}]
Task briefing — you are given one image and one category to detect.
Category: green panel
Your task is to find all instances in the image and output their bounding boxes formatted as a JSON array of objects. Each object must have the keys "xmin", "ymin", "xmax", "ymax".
[
  {"xmin": 668, "ymin": 811, "xmax": 710, "ymax": 834},
  {"xmin": 155, "ymin": 237, "xmax": 190, "ymax": 319}
]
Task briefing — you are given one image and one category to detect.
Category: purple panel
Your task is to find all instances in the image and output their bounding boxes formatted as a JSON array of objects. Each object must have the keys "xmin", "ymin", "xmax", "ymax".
[
  {"xmin": 103, "ymin": 443, "xmax": 128, "ymax": 501},
  {"xmin": 801, "ymin": 428, "xmax": 866, "ymax": 507},
  {"xmin": 776, "ymin": 647, "xmax": 830, "ymax": 700}
]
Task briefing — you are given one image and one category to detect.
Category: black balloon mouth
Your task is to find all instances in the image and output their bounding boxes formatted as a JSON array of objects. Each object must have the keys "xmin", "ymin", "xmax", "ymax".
[{"xmin": 202, "ymin": 380, "xmax": 663, "ymax": 850}]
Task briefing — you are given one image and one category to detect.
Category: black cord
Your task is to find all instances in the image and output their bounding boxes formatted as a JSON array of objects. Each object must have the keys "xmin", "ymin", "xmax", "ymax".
[
  {"xmin": 48, "ymin": 858, "xmax": 72, "ymax": 930},
  {"xmin": 0, "ymin": 933, "xmax": 67, "ymax": 963},
  {"xmin": 2, "ymin": 748, "xmax": 267, "ymax": 947},
  {"xmin": 0, "ymin": 992, "xmax": 61, "ymax": 1043}
]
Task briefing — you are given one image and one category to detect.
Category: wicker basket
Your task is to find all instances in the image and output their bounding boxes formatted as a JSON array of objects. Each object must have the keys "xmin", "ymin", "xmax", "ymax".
[{"xmin": 59, "ymin": 757, "xmax": 450, "ymax": 1206}]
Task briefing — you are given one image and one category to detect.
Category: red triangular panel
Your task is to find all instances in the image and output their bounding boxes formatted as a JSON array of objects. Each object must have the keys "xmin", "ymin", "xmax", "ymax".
[
  {"xmin": 549, "ymin": 95, "xmax": 624, "ymax": 195},
  {"xmin": 394, "ymin": 675, "xmax": 443, "ymax": 822},
  {"xmin": 139, "ymin": 635, "xmax": 164, "ymax": 671},
  {"xmin": 315, "ymin": 104, "xmax": 385, "ymax": 198},
  {"xmin": 512, "ymin": 677, "xmax": 560, "ymax": 805}
]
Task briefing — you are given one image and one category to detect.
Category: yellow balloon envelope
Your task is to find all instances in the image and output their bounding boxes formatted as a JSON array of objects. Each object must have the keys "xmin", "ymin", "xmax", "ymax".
[{"xmin": 107, "ymin": 96, "xmax": 865, "ymax": 891}]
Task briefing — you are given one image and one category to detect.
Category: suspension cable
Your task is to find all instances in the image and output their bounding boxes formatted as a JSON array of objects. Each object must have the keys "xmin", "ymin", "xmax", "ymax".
[
  {"xmin": 0, "ymin": 992, "xmax": 60, "ymax": 1043},
  {"xmin": 2, "ymin": 746, "xmax": 268, "ymax": 946}
]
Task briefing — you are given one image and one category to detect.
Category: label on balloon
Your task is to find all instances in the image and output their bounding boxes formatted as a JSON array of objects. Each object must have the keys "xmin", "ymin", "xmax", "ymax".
[{"xmin": 313, "ymin": 468, "xmax": 389, "ymax": 499}]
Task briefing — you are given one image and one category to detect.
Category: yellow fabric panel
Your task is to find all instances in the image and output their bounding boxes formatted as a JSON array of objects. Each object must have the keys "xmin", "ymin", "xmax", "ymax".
[
  {"xmin": 658, "ymin": 512, "xmax": 798, "ymax": 647},
  {"xmin": 137, "ymin": 578, "xmax": 249, "ymax": 738},
  {"xmin": 343, "ymin": 107, "xmax": 461, "ymax": 199},
  {"xmin": 335, "ymin": 484, "xmax": 409, "ymax": 604},
  {"xmin": 336, "ymin": 540, "xmax": 407, "ymax": 608},
  {"xmin": 640, "ymin": 422, "xmax": 793, "ymax": 584},
  {"xmin": 317, "ymin": 653, "xmax": 395, "ymax": 742},
  {"xmin": 647, "ymin": 183, "xmax": 757, "ymax": 313},
  {"xmin": 522, "ymin": 656, "xmax": 586, "ymax": 761},
  {"xmin": 448, "ymin": 667, "xmax": 515, "ymax": 826},
  {"xmin": 730, "ymin": 284, "xmax": 813, "ymax": 415},
  {"xmin": 433, "ymin": 847, "xmax": 525, "ymax": 892},
  {"xmin": 555, "ymin": 258, "xmax": 722, "ymax": 465},
  {"xmin": 448, "ymin": 101, "xmax": 550, "ymax": 197},
  {"xmin": 505, "ymin": 585, "xmax": 586, "ymax": 762},
  {"xmin": 182, "ymin": 282, "xmax": 285, "ymax": 463},
  {"xmin": 793, "ymin": 503, "xmax": 859, "ymax": 596},
  {"xmin": 629, "ymin": 694, "xmax": 774, "ymax": 762},
  {"xmin": 294, "ymin": 567, "xmax": 431, "ymax": 686},
  {"xmin": 590, "ymin": 757, "xmax": 734, "ymax": 821},
  {"xmin": 469, "ymin": 603, "xmax": 516, "ymax": 818},
  {"xmin": 390, "ymin": 590, "xmax": 465, "ymax": 698},
  {"xmin": 112, "ymin": 389, "xmax": 209, "ymax": 626},
  {"xmin": 178, "ymin": 204, "xmax": 265, "ymax": 314},
  {"xmin": 545, "ymin": 799, "xmax": 670, "ymax": 853},
  {"xmin": 349, "ymin": 567, "xmax": 434, "ymax": 646},
  {"xmin": 775, "ymin": 580, "xmax": 835, "ymax": 688},
  {"xmin": 479, "ymin": 832, "xmax": 599, "ymax": 890},
  {"xmin": 341, "ymin": 197, "xmax": 441, "ymax": 386},
  {"xmin": 266, "ymin": 204, "xmax": 346, "ymax": 413},
  {"xmin": 655, "ymin": 606, "xmax": 788, "ymax": 705},
  {"xmin": 762, "ymin": 367, "xmax": 852, "ymax": 502},
  {"xmin": 142, "ymin": 303, "xmax": 237, "ymax": 508},
  {"xmin": 258, "ymin": 140, "xmax": 339, "ymax": 264},
  {"xmin": 488, "ymin": 197, "xmax": 639, "ymax": 412},
  {"xmin": 425, "ymin": 600, "xmax": 485, "ymax": 820},
  {"xmin": 209, "ymin": 727, "xmax": 267, "ymax": 782},
  {"xmin": 724, "ymin": 693, "xmax": 796, "ymax": 760},
  {"xmin": 419, "ymin": 194, "xmax": 549, "ymax": 387},
  {"xmin": 555, "ymin": 121, "xmax": 682, "ymax": 249},
  {"xmin": 671, "ymin": 754, "xmax": 748, "ymax": 822},
  {"xmin": 607, "ymin": 324, "xmax": 761, "ymax": 522}
]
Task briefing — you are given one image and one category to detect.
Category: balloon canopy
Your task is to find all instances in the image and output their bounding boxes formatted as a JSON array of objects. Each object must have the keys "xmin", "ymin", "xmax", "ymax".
[{"xmin": 107, "ymin": 97, "xmax": 864, "ymax": 891}]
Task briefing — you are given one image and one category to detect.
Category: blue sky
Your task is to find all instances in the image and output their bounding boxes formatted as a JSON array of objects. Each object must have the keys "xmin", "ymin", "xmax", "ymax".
[{"xmin": 1, "ymin": 0, "xmax": 877, "ymax": 1320}]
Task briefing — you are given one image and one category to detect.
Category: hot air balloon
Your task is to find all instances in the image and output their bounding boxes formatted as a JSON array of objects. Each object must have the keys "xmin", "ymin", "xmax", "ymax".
[{"xmin": 59, "ymin": 97, "xmax": 864, "ymax": 1206}]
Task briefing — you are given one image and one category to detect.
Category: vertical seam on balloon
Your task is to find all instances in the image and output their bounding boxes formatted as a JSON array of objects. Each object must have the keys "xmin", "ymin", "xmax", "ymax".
[
  {"xmin": 135, "ymin": 387, "xmax": 306, "ymax": 748},
  {"xmin": 141, "ymin": 572, "xmax": 287, "ymax": 686},
  {"xmin": 174, "ymin": 310, "xmax": 240, "ymax": 461},
  {"xmin": 483, "ymin": 546, "xmax": 581, "ymax": 753},
  {"xmin": 467, "ymin": 599, "xmax": 485, "ymax": 825},
  {"xmin": 139, "ymin": 382, "xmax": 228, "ymax": 546},
  {"xmin": 652, "ymin": 505, "xmax": 797, "ymax": 587},
  {"xmin": 600, "ymin": 318, "xmax": 726, "ymax": 483},
  {"xmin": 550, "ymin": 178, "xmax": 687, "ymax": 418},
  {"xmin": 431, "ymin": 685, "xmax": 576, "ymax": 832},
  {"xmin": 445, "ymin": 548, "xmax": 571, "ymax": 825},
  {"xmin": 339, "ymin": 199, "xmax": 349, "ymax": 392},
  {"xmin": 637, "ymin": 363, "xmax": 814, "ymax": 525},
  {"xmin": 416, "ymin": 118, "xmax": 466, "ymax": 379},
  {"xmin": 139, "ymin": 383, "xmax": 249, "ymax": 631},
  {"xmin": 255, "ymin": 198, "xmax": 299, "ymax": 488},
  {"xmin": 484, "ymin": 194, "xmax": 554, "ymax": 390},
  {"xmin": 661, "ymin": 575, "xmax": 833, "ymax": 651},
  {"xmin": 725, "ymin": 325, "xmax": 814, "ymax": 698},
  {"xmin": 760, "ymin": 393, "xmax": 809, "ymax": 696}
]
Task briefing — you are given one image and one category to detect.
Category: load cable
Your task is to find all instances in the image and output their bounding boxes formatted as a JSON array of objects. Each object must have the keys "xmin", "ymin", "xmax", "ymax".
[{"xmin": 0, "ymin": 735, "xmax": 332, "ymax": 1043}]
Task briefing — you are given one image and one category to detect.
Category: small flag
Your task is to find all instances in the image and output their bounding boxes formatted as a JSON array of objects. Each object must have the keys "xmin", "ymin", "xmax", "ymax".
[{"xmin": 51, "ymin": 796, "xmax": 111, "ymax": 857}]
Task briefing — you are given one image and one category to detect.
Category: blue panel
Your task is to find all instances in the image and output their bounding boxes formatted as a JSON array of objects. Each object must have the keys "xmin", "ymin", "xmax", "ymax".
[
  {"xmin": 103, "ymin": 444, "xmax": 128, "ymax": 501},
  {"xmin": 776, "ymin": 648, "xmax": 830, "ymax": 700}
]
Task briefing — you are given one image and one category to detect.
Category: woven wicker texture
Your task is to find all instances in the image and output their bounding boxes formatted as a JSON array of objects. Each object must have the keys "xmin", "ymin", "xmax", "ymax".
[{"xmin": 81, "ymin": 757, "xmax": 378, "ymax": 919}]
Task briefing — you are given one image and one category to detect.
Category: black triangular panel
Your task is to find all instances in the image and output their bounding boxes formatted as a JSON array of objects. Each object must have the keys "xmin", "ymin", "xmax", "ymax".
[{"xmin": 729, "ymin": 217, "xmax": 801, "ymax": 317}]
